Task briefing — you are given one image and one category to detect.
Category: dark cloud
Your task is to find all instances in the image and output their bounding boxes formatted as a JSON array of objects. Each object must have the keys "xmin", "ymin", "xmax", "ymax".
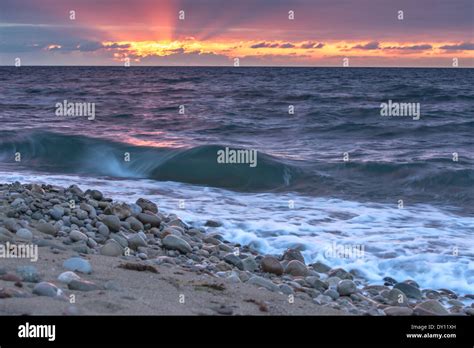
[
  {"xmin": 440, "ymin": 42, "xmax": 474, "ymax": 51},
  {"xmin": 300, "ymin": 42, "xmax": 324, "ymax": 49},
  {"xmin": 384, "ymin": 44, "xmax": 432, "ymax": 51},
  {"xmin": 250, "ymin": 42, "xmax": 278, "ymax": 48},
  {"xmin": 104, "ymin": 43, "xmax": 131, "ymax": 49},
  {"xmin": 353, "ymin": 41, "xmax": 380, "ymax": 50},
  {"xmin": 280, "ymin": 43, "xmax": 295, "ymax": 48}
]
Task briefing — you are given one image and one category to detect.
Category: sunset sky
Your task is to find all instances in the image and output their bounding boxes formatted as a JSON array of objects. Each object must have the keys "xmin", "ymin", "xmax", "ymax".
[{"xmin": 1, "ymin": 0, "xmax": 473, "ymax": 67}]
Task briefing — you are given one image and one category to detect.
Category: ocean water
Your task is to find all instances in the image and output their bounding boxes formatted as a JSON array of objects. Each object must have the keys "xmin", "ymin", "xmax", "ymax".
[{"xmin": 0, "ymin": 67, "xmax": 473, "ymax": 294}]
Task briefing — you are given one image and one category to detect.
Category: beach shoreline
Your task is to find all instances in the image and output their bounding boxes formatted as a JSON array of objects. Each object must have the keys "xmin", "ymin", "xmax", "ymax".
[{"xmin": 0, "ymin": 181, "xmax": 472, "ymax": 316}]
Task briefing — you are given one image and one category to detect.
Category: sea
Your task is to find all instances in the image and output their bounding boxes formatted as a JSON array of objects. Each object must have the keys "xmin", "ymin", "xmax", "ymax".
[{"xmin": 0, "ymin": 66, "xmax": 473, "ymax": 294}]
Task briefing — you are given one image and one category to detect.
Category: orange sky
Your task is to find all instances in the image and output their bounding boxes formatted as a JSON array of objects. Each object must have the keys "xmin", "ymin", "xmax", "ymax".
[{"xmin": 1, "ymin": 0, "xmax": 473, "ymax": 66}]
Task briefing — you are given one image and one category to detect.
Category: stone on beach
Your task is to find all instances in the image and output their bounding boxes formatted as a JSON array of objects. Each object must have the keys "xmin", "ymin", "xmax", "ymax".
[
  {"xmin": 36, "ymin": 222, "xmax": 57, "ymax": 236},
  {"xmin": 136, "ymin": 198, "xmax": 158, "ymax": 213},
  {"xmin": 16, "ymin": 266, "xmax": 41, "ymax": 283},
  {"xmin": 68, "ymin": 279, "xmax": 101, "ymax": 291},
  {"xmin": 100, "ymin": 239, "xmax": 124, "ymax": 257},
  {"xmin": 162, "ymin": 235, "xmax": 192, "ymax": 254},
  {"xmin": 126, "ymin": 216, "xmax": 144, "ymax": 232},
  {"xmin": 284, "ymin": 260, "xmax": 309, "ymax": 276},
  {"xmin": 57, "ymin": 271, "xmax": 81, "ymax": 285},
  {"xmin": 16, "ymin": 228, "xmax": 33, "ymax": 240},
  {"xmin": 128, "ymin": 234, "xmax": 148, "ymax": 250},
  {"xmin": 247, "ymin": 276, "xmax": 280, "ymax": 292},
  {"xmin": 104, "ymin": 203, "xmax": 132, "ymax": 220},
  {"xmin": 327, "ymin": 268, "xmax": 353, "ymax": 280},
  {"xmin": 136, "ymin": 213, "xmax": 161, "ymax": 227},
  {"xmin": 311, "ymin": 261, "xmax": 331, "ymax": 273},
  {"xmin": 387, "ymin": 288, "xmax": 408, "ymax": 306},
  {"xmin": 63, "ymin": 257, "xmax": 93, "ymax": 274},
  {"xmin": 89, "ymin": 189, "xmax": 103, "ymax": 201},
  {"xmin": 414, "ymin": 300, "xmax": 449, "ymax": 315},
  {"xmin": 337, "ymin": 280, "xmax": 357, "ymax": 296},
  {"xmin": 283, "ymin": 249, "xmax": 305, "ymax": 264},
  {"xmin": 49, "ymin": 206, "xmax": 65, "ymax": 220},
  {"xmin": 306, "ymin": 277, "xmax": 329, "ymax": 292},
  {"xmin": 101, "ymin": 215, "xmax": 121, "ymax": 232},
  {"xmin": 4, "ymin": 219, "xmax": 21, "ymax": 232},
  {"xmin": 205, "ymin": 220, "xmax": 222, "ymax": 227},
  {"xmin": 384, "ymin": 306, "xmax": 413, "ymax": 316},
  {"xmin": 261, "ymin": 256, "xmax": 284, "ymax": 275},
  {"xmin": 69, "ymin": 230, "xmax": 88, "ymax": 242},
  {"xmin": 223, "ymin": 253, "xmax": 244, "ymax": 270},
  {"xmin": 241, "ymin": 256, "xmax": 258, "ymax": 272},
  {"xmin": 394, "ymin": 282, "xmax": 422, "ymax": 300},
  {"xmin": 33, "ymin": 282, "xmax": 61, "ymax": 297}
]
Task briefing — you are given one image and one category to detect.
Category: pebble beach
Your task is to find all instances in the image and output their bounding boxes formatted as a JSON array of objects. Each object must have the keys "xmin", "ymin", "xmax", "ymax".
[{"xmin": 0, "ymin": 181, "xmax": 472, "ymax": 316}]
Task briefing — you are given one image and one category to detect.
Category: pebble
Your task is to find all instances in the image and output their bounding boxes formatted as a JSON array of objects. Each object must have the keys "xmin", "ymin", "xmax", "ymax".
[
  {"xmin": 89, "ymin": 189, "xmax": 103, "ymax": 201},
  {"xmin": 162, "ymin": 235, "xmax": 192, "ymax": 254},
  {"xmin": 247, "ymin": 276, "xmax": 280, "ymax": 292},
  {"xmin": 126, "ymin": 216, "xmax": 144, "ymax": 232},
  {"xmin": 394, "ymin": 282, "xmax": 422, "ymax": 300},
  {"xmin": 260, "ymin": 256, "xmax": 284, "ymax": 275},
  {"xmin": 63, "ymin": 257, "xmax": 93, "ymax": 274},
  {"xmin": 384, "ymin": 306, "xmax": 414, "ymax": 316},
  {"xmin": 75, "ymin": 209, "xmax": 89, "ymax": 220},
  {"xmin": 279, "ymin": 283, "xmax": 294, "ymax": 295},
  {"xmin": 16, "ymin": 228, "xmax": 33, "ymax": 240},
  {"xmin": 129, "ymin": 203, "xmax": 142, "ymax": 216},
  {"xmin": 223, "ymin": 253, "xmax": 244, "ymax": 270},
  {"xmin": 337, "ymin": 280, "xmax": 358, "ymax": 296},
  {"xmin": 383, "ymin": 276, "xmax": 398, "ymax": 286},
  {"xmin": 4, "ymin": 219, "xmax": 21, "ymax": 232},
  {"xmin": 284, "ymin": 260, "xmax": 309, "ymax": 277},
  {"xmin": 70, "ymin": 230, "xmax": 88, "ymax": 242},
  {"xmin": 57, "ymin": 271, "xmax": 81, "ymax": 284},
  {"xmin": 387, "ymin": 288, "xmax": 408, "ymax": 306},
  {"xmin": 101, "ymin": 215, "xmax": 121, "ymax": 232},
  {"xmin": 326, "ymin": 276, "xmax": 342, "ymax": 287},
  {"xmin": 227, "ymin": 272, "xmax": 242, "ymax": 283},
  {"xmin": 136, "ymin": 198, "xmax": 158, "ymax": 213},
  {"xmin": 307, "ymin": 278, "xmax": 329, "ymax": 292},
  {"xmin": 35, "ymin": 222, "xmax": 57, "ymax": 236},
  {"xmin": 104, "ymin": 203, "xmax": 132, "ymax": 220},
  {"xmin": 136, "ymin": 213, "xmax": 161, "ymax": 227},
  {"xmin": 311, "ymin": 261, "xmax": 331, "ymax": 273},
  {"xmin": 414, "ymin": 300, "xmax": 449, "ymax": 316},
  {"xmin": 68, "ymin": 279, "xmax": 101, "ymax": 291},
  {"xmin": 97, "ymin": 223, "xmax": 110, "ymax": 237},
  {"xmin": 205, "ymin": 220, "xmax": 222, "ymax": 227},
  {"xmin": 215, "ymin": 305, "xmax": 233, "ymax": 315},
  {"xmin": 100, "ymin": 240, "xmax": 124, "ymax": 257},
  {"xmin": 128, "ymin": 234, "xmax": 148, "ymax": 250},
  {"xmin": 33, "ymin": 282, "xmax": 61, "ymax": 297},
  {"xmin": 1, "ymin": 273, "xmax": 22, "ymax": 282},
  {"xmin": 241, "ymin": 256, "xmax": 258, "ymax": 272},
  {"xmin": 282, "ymin": 248, "xmax": 305, "ymax": 263},
  {"xmin": 328, "ymin": 268, "xmax": 353, "ymax": 280},
  {"xmin": 314, "ymin": 294, "xmax": 332, "ymax": 305},
  {"xmin": 16, "ymin": 266, "xmax": 41, "ymax": 283},
  {"xmin": 0, "ymin": 227, "xmax": 13, "ymax": 242},
  {"xmin": 324, "ymin": 288, "xmax": 340, "ymax": 300}
]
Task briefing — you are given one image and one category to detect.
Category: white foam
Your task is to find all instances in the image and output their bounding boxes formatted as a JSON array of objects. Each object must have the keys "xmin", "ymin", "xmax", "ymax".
[{"xmin": 2, "ymin": 170, "xmax": 473, "ymax": 295}]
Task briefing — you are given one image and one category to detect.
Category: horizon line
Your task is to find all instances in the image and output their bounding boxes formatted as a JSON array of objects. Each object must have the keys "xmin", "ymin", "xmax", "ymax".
[{"xmin": 1, "ymin": 65, "xmax": 473, "ymax": 69}]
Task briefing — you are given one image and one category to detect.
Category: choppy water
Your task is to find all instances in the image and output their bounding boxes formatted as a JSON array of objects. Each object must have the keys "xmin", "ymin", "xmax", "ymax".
[{"xmin": 0, "ymin": 67, "xmax": 473, "ymax": 293}]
